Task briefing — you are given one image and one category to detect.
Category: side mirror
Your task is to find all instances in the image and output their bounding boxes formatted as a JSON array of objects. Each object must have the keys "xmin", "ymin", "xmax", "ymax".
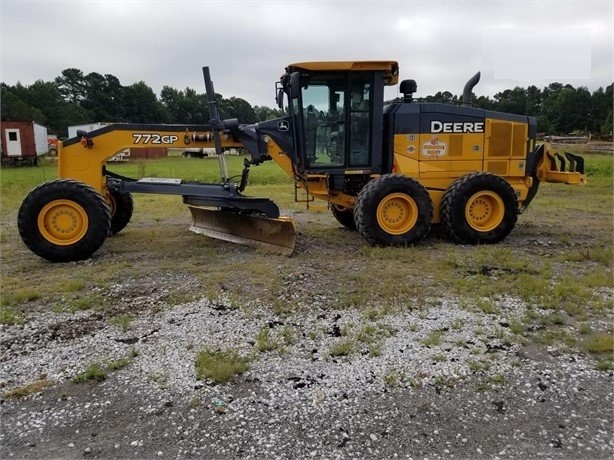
[
  {"xmin": 288, "ymin": 71, "xmax": 300, "ymax": 99},
  {"xmin": 275, "ymin": 86, "xmax": 284, "ymax": 109}
]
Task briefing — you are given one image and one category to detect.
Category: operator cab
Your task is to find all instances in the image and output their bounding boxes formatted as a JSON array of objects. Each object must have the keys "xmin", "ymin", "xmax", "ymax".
[{"xmin": 279, "ymin": 61, "xmax": 398, "ymax": 177}]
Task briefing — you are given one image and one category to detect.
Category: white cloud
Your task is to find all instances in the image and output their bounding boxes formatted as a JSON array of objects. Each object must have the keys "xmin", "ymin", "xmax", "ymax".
[{"xmin": 1, "ymin": 0, "xmax": 612, "ymax": 108}]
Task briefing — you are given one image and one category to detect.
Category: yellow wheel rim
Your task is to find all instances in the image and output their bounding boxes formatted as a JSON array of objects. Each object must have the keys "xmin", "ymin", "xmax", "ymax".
[
  {"xmin": 376, "ymin": 193, "xmax": 418, "ymax": 235},
  {"xmin": 38, "ymin": 199, "xmax": 88, "ymax": 246},
  {"xmin": 465, "ymin": 191, "xmax": 504, "ymax": 232}
]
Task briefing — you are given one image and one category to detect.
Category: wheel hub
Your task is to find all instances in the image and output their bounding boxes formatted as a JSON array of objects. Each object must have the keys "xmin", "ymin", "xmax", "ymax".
[
  {"xmin": 377, "ymin": 193, "xmax": 418, "ymax": 235},
  {"xmin": 38, "ymin": 200, "xmax": 88, "ymax": 245},
  {"xmin": 465, "ymin": 191, "xmax": 504, "ymax": 232}
]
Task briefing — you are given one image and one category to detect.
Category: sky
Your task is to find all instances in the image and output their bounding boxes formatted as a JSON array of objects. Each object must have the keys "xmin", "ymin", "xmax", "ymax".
[{"xmin": 1, "ymin": 0, "xmax": 612, "ymax": 108}]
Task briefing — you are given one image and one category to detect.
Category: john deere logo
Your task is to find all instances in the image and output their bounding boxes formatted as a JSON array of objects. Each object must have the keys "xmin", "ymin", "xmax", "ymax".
[{"xmin": 278, "ymin": 121, "xmax": 289, "ymax": 132}]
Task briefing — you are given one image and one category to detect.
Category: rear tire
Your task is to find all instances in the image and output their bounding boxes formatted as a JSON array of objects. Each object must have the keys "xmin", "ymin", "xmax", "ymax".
[
  {"xmin": 107, "ymin": 189, "xmax": 134, "ymax": 235},
  {"xmin": 331, "ymin": 205, "xmax": 356, "ymax": 230},
  {"xmin": 354, "ymin": 174, "xmax": 433, "ymax": 246},
  {"xmin": 18, "ymin": 179, "xmax": 111, "ymax": 262},
  {"xmin": 441, "ymin": 172, "xmax": 518, "ymax": 244}
]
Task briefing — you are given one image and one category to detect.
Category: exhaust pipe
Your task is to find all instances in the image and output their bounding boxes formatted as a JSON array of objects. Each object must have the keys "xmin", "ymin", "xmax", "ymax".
[{"xmin": 462, "ymin": 71, "xmax": 481, "ymax": 107}]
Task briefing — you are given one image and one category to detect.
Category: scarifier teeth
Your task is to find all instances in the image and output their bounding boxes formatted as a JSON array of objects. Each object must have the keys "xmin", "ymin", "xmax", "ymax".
[
  {"xmin": 546, "ymin": 151, "xmax": 558, "ymax": 171},
  {"xmin": 555, "ymin": 153, "xmax": 566, "ymax": 172},
  {"xmin": 564, "ymin": 152, "xmax": 585, "ymax": 174}
]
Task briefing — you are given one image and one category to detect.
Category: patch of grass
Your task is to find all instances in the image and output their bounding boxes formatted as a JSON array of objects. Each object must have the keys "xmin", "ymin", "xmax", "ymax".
[
  {"xmin": 583, "ymin": 332, "xmax": 614, "ymax": 354},
  {"xmin": 329, "ymin": 338, "xmax": 355, "ymax": 357},
  {"xmin": 164, "ymin": 291, "xmax": 196, "ymax": 306},
  {"xmin": 421, "ymin": 330, "xmax": 443, "ymax": 347},
  {"xmin": 476, "ymin": 298, "xmax": 500, "ymax": 315},
  {"xmin": 595, "ymin": 357, "xmax": 614, "ymax": 371},
  {"xmin": 57, "ymin": 293, "xmax": 104, "ymax": 313},
  {"xmin": 433, "ymin": 353, "xmax": 446, "ymax": 363},
  {"xmin": 280, "ymin": 325, "xmax": 295, "ymax": 346},
  {"xmin": 578, "ymin": 323, "xmax": 592, "ymax": 335},
  {"xmin": 0, "ymin": 289, "xmax": 42, "ymax": 307},
  {"xmin": 109, "ymin": 314, "xmax": 135, "ymax": 332},
  {"xmin": 534, "ymin": 329, "xmax": 576, "ymax": 348},
  {"xmin": 383, "ymin": 368, "xmax": 404, "ymax": 387},
  {"xmin": 56, "ymin": 279, "xmax": 86, "ymax": 293},
  {"xmin": 149, "ymin": 372, "xmax": 170, "ymax": 388},
  {"xmin": 468, "ymin": 360, "xmax": 491, "ymax": 372},
  {"xmin": 559, "ymin": 245, "xmax": 613, "ymax": 267},
  {"xmin": 255, "ymin": 327, "xmax": 279, "ymax": 353},
  {"xmin": 548, "ymin": 312, "xmax": 567, "ymax": 325},
  {"xmin": 72, "ymin": 363, "xmax": 108, "ymax": 383},
  {"xmin": 368, "ymin": 343, "xmax": 383, "ymax": 357},
  {"xmin": 3, "ymin": 378, "xmax": 53, "ymax": 399},
  {"xmin": 0, "ymin": 305, "xmax": 24, "ymax": 325},
  {"xmin": 490, "ymin": 374, "xmax": 505, "ymax": 384},
  {"xmin": 194, "ymin": 348, "xmax": 250, "ymax": 383},
  {"xmin": 107, "ymin": 357, "xmax": 131, "ymax": 370},
  {"xmin": 509, "ymin": 320, "xmax": 525, "ymax": 335}
]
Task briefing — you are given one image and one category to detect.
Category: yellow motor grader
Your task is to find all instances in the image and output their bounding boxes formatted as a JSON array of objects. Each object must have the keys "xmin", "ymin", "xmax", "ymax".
[{"xmin": 18, "ymin": 63, "xmax": 586, "ymax": 261}]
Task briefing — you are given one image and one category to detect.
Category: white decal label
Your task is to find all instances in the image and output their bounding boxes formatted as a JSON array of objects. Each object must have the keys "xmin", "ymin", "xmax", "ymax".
[
  {"xmin": 132, "ymin": 134, "xmax": 179, "ymax": 144},
  {"xmin": 431, "ymin": 121, "xmax": 484, "ymax": 133},
  {"xmin": 423, "ymin": 136, "xmax": 447, "ymax": 158}
]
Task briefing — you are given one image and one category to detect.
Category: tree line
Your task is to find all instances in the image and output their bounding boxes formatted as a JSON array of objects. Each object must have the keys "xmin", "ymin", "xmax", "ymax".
[{"xmin": 1, "ymin": 68, "xmax": 612, "ymax": 138}]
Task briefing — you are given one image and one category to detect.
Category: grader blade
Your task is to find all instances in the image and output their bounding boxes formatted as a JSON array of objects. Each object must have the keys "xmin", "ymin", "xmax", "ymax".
[{"xmin": 188, "ymin": 206, "xmax": 296, "ymax": 256}]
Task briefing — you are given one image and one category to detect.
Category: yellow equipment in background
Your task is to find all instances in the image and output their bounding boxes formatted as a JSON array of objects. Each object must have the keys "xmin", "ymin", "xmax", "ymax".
[{"xmin": 18, "ymin": 63, "xmax": 586, "ymax": 261}]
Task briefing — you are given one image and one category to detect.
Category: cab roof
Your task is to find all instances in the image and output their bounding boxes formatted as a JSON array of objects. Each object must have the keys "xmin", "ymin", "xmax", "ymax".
[{"xmin": 286, "ymin": 61, "xmax": 399, "ymax": 85}]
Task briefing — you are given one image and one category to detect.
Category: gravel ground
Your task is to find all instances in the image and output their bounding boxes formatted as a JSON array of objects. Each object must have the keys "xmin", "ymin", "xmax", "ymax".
[{"xmin": 1, "ymin": 286, "xmax": 612, "ymax": 459}]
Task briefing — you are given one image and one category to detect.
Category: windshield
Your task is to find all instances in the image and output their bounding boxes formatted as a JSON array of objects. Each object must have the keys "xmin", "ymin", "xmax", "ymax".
[{"xmin": 286, "ymin": 71, "xmax": 373, "ymax": 171}]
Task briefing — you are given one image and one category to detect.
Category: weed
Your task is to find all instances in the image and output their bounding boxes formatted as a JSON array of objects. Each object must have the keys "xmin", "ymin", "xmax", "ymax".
[
  {"xmin": 3, "ymin": 379, "xmax": 53, "ymax": 398},
  {"xmin": 476, "ymin": 298, "xmax": 500, "ymax": 315},
  {"xmin": 280, "ymin": 325, "xmax": 295, "ymax": 345},
  {"xmin": 149, "ymin": 372, "xmax": 170, "ymax": 388},
  {"xmin": 72, "ymin": 363, "xmax": 108, "ymax": 383},
  {"xmin": 0, "ymin": 306, "xmax": 24, "ymax": 325},
  {"xmin": 107, "ymin": 357, "xmax": 131, "ymax": 371},
  {"xmin": 468, "ymin": 360, "xmax": 491, "ymax": 372},
  {"xmin": 490, "ymin": 374, "xmax": 505, "ymax": 384},
  {"xmin": 58, "ymin": 293, "xmax": 104, "ymax": 313},
  {"xmin": 256, "ymin": 327, "xmax": 279, "ymax": 353},
  {"xmin": 110, "ymin": 314, "xmax": 134, "ymax": 332},
  {"xmin": 383, "ymin": 368, "xmax": 403, "ymax": 387},
  {"xmin": 595, "ymin": 357, "xmax": 614, "ymax": 371},
  {"xmin": 474, "ymin": 380, "xmax": 491, "ymax": 392},
  {"xmin": 329, "ymin": 339, "xmax": 355, "ymax": 357},
  {"xmin": 509, "ymin": 320, "xmax": 525, "ymax": 335},
  {"xmin": 583, "ymin": 332, "xmax": 614, "ymax": 354},
  {"xmin": 421, "ymin": 330, "xmax": 443, "ymax": 347},
  {"xmin": 0, "ymin": 289, "xmax": 41, "ymax": 306},
  {"xmin": 450, "ymin": 318, "xmax": 465, "ymax": 331},
  {"xmin": 433, "ymin": 353, "xmax": 447, "ymax": 363},
  {"xmin": 368, "ymin": 343, "xmax": 383, "ymax": 357},
  {"xmin": 548, "ymin": 312, "xmax": 567, "ymax": 325},
  {"xmin": 129, "ymin": 346, "xmax": 140, "ymax": 357},
  {"xmin": 578, "ymin": 323, "xmax": 592, "ymax": 335},
  {"xmin": 57, "ymin": 279, "xmax": 86, "ymax": 293},
  {"xmin": 165, "ymin": 292, "xmax": 196, "ymax": 306},
  {"xmin": 194, "ymin": 348, "xmax": 250, "ymax": 383},
  {"xmin": 308, "ymin": 329, "xmax": 321, "ymax": 340},
  {"xmin": 534, "ymin": 330, "xmax": 576, "ymax": 348}
]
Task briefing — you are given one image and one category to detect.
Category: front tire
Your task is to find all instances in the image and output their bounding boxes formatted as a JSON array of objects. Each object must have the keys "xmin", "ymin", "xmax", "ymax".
[
  {"xmin": 441, "ymin": 172, "xmax": 518, "ymax": 244},
  {"xmin": 331, "ymin": 205, "xmax": 356, "ymax": 230},
  {"xmin": 354, "ymin": 174, "xmax": 433, "ymax": 246},
  {"xmin": 18, "ymin": 179, "xmax": 111, "ymax": 262}
]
